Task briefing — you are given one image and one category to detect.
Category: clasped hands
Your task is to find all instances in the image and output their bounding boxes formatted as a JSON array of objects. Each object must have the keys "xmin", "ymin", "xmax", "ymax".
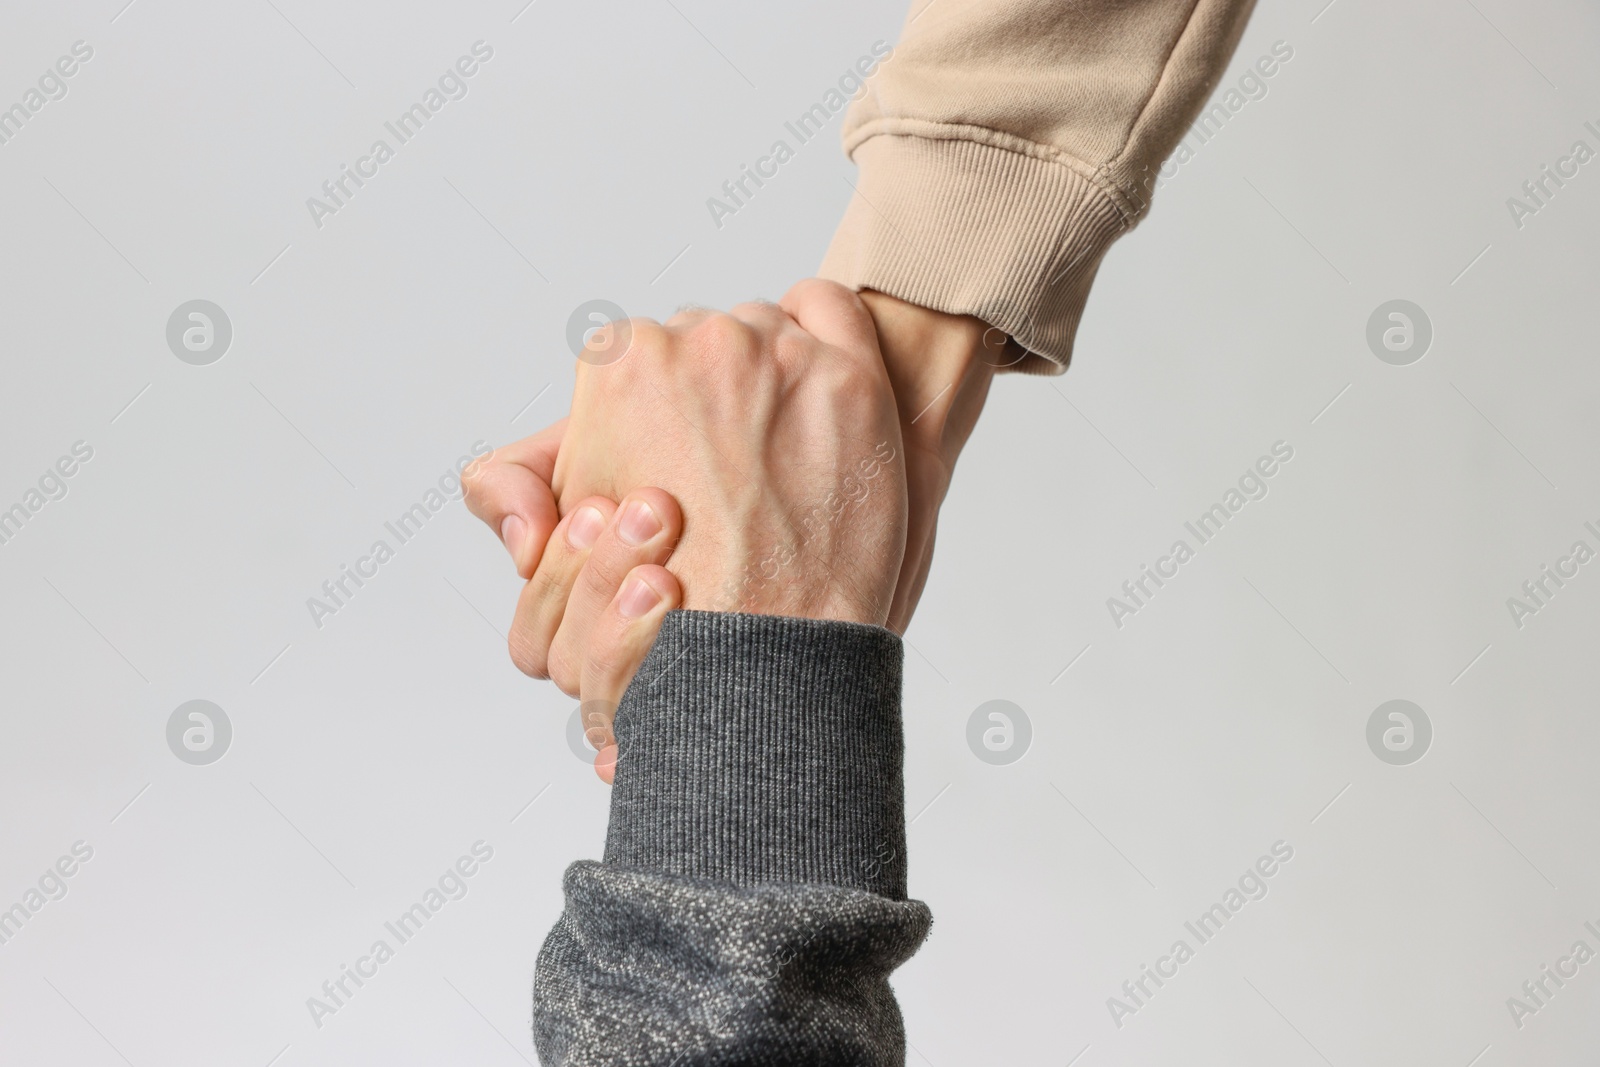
[{"xmin": 463, "ymin": 280, "xmax": 1000, "ymax": 781}]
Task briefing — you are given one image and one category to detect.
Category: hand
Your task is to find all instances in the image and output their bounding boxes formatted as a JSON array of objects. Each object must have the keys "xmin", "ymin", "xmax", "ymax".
[
  {"xmin": 464, "ymin": 281, "xmax": 910, "ymax": 754},
  {"xmin": 548, "ymin": 280, "xmax": 912, "ymax": 780},
  {"xmin": 463, "ymin": 283, "xmax": 1001, "ymax": 780},
  {"xmin": 522, "ymin": 289, "xmax": 1000, "ymax": 641},
  {"xmin": 567, "ymin": 292, "xmax": 1000, "ymax": 784},
  {"xmin": 552, "ymin": 279, "xmax": 907, "ymax": 624}
]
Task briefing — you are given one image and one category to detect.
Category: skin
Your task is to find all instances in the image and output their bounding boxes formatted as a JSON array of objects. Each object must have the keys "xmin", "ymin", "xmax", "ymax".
[
  {"xmin": 857, "ymin": 289, "xmax": 1002, "ymax": 632},
  {"xmin": 463, "ymin": 281, "xmax": 1001, "ymax": 780},
  {"xmin": 551, "ymin": 280, "xmax": 909, "ymax": 627}
]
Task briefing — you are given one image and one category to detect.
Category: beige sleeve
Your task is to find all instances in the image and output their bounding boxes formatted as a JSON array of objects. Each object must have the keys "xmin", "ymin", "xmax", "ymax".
[{"xmin": 819, "ymin": 0, "xmax": 1258, "ymax": 374}]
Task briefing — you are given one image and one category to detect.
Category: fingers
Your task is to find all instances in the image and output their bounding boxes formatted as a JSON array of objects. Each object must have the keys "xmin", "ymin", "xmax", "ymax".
[
  {"xmin": 581, "ymin": 564, "xmax": 682, "ymax": 784},
  {"xmin": 462, "ymin": 420, "xmax": 566, "ymax": 579},
  {"xmin": 507, "ymin": 496, "xmax": 616, "ymax": 681},
  {"xmin": 779, "ymin": 278, "xmax": 880, "ymax": 355},
  {"xmin": 547, "ymin": 488, "xmax": 683, "ymax": 691}
]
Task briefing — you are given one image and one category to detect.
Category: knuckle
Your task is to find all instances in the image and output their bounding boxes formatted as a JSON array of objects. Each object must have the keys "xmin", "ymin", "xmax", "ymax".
[
  {"xmin": 579, "ymin": 549, "xmax": 627, "ymax": 602},
  {"xmin": 528, "ymin": 558, "xmax": 573, "ymax": 605},
  {"xmin": 684, "ymin": 313, "xmax": 753, "ymax": 360},
  {"xmin": 585, "ymin": 622, "xmax": 635, "ymax": 685},
  {"xmin": 507, "ymin": 629, "xmax": 549, "ymax": 679},
  {"xmin": 548, "ymin": 646, "xmax": 580, "ymax": 697},
  {"xmin": 813, "ymin": 277, "xmax": 859, "ymax": 307},
  {"xmin": 665, "ymin": 305, "xmax": 709, "ymax": 327},
  {"xmin": 585, "ymin": 318, "xmax": 658, "ymax": 376},
  {"xmin": 580, "ymin": 320, "xmax": 628, "ymax": 363},
  {"xmin": 586, "ymin": 647, "xmax": 623, "ymax": 690},
  {"xmin": 459, "ymin": 461, "xmax": 489, "ymax": 501},
  {"xmin": 625, "ymin": 318, "xmax": 666, "ymax": 355}
]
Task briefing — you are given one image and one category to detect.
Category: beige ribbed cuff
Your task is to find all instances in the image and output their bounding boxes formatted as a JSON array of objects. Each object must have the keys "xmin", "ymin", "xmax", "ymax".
[{"xmin": 819, "ymin": 132, "xmax": 1131, "ymax": 375}]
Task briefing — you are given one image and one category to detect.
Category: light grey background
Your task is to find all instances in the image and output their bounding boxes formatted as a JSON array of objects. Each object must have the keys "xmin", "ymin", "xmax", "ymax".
[{"xmin": 2, "ymin": 0, "xmax": 1597, "ymax": 1064}]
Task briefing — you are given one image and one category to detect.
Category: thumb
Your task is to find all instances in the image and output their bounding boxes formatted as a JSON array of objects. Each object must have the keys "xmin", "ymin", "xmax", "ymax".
[
  {"xmin": 580, "ymin": 564, "xmax": 682, "ymax": 784},
  {"xmin": 779, "ymin": 278, "xmax": 881, "ymax": 357},
  {"xmin": 462, "ymin": 419, "xmax": 566, "ymax": 579}
]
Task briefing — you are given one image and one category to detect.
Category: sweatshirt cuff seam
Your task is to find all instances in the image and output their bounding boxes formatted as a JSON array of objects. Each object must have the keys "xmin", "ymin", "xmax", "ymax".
[
  {"xmin": 820, "ymin": 133, "xmax": 1130, "ymax": 371},
  {"xmin": 841, "ymin": 117, "xmax": 1144, "ymax": 224}
]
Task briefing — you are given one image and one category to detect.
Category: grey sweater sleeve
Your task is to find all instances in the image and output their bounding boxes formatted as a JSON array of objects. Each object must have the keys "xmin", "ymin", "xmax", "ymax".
[{"xmin": 533, "ymin": 610, "xmax": 932, "ymax": 1066}]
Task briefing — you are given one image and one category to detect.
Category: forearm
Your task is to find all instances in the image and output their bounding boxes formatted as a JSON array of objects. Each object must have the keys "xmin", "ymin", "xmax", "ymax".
[
  {"xmin": 824, "ymin": 0, "xmax": 1259, "ymax": 372},
  {"xmin": 534, "ymin": 611, "xmax": 931, "ymax": 1066}
]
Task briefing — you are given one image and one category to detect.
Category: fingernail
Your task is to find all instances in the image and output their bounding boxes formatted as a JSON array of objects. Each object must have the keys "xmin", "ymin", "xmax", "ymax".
[
  {"xmin": 567, "ymin": 506, "xmax": 605, "ymax": 550},
  {"xmin": 617, "ymin": 500, "xmax": 662, "ymax": 546},
  {"xmin": 618, "ymin": 575, "xmax": 662, "ymax": 618},
  {"xmin": 501, "ymin": 514, "xmax": 526, "ymax": 566}
]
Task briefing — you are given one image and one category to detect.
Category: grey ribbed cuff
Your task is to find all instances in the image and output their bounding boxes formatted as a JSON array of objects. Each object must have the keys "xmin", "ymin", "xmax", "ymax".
[{"xmin": 603, "ymin": 610, "xmax": 909, "ymax": 900}]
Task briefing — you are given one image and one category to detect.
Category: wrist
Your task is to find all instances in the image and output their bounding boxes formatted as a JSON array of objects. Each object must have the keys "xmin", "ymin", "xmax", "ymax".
[{"xmin": 858, "ymin": 290, "xmax": 1001, "ymax": 472}]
